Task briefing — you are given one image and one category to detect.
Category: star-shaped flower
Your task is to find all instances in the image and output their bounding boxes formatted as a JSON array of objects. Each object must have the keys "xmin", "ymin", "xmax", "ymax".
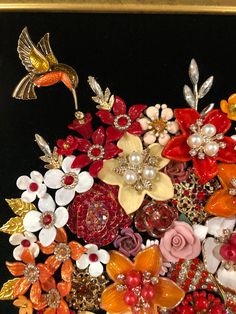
[{"xmin": 220, "ymin": 93, "xmax": 236, "ymax": 121}]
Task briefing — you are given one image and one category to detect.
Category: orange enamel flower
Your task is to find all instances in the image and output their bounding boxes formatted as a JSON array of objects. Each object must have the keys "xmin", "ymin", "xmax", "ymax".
[
  {"xmin": 220, "ymin": 93, "xmax": 236, "ymax": 120},
  {"xmin": 6, "ymin": 249, "xmax": 52, "ymax": 305},
  {"xmin": 13, "ymin": 295, "xmax": 33, "ymax": 314},
  {"xmin": 101, "ymin": 246, "xmax": 185, "ymax": 314},
  {"xmin": 205, "ymin": 163, "xmax": 236, "ymax": 217},
  {"xmin": 39, "ymin": 227, "xmax": 86, "ymax": 282}
]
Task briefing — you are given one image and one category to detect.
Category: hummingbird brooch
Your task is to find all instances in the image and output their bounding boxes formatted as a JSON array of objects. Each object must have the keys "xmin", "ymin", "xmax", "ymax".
[{"xmin": 12, "ymin": 27, "xmax": 79, "ymax": 109}]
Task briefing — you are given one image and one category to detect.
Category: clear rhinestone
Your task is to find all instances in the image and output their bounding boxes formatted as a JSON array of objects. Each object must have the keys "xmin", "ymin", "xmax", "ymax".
[
  {"xmin": 116, "ymin": 284, "xmax": 126, "ymax": 292},
  {"xmin": 198, "ymin": 152, "xmax": 205, "ymax": 159},
  {"xmin": 189, "ymin": 149, "xmax": 197, "ymax": 156}
]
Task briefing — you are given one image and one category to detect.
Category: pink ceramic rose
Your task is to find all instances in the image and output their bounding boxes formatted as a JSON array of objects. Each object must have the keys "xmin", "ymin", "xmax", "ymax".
[{"xmin": 160, "ymin": 221, "xmax": 201, "ymax": 263}]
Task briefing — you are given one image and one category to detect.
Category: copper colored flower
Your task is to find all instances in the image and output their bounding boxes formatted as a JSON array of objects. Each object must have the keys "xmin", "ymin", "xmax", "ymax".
[
  {"xmin": 113, "ymin": 228, "xmax": 143, "ymax": 257},
  {"xmin": 67, "ymin": 183, "xmax": 131, "ymax": 246}
]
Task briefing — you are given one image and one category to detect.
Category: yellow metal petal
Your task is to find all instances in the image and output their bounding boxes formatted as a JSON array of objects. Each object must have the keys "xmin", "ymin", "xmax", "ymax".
[
  {"xmin": 0, "ymin": 278, "xmax": 21, "ymax": 300},
  {"xmin": 117, "ymin": 133, "xmax": 143, "ymax": 155},
  {"xmin": 148, "ymin": 143, "xmax": 170, "ymax": 170},
  {"xmin": 146, "ymin": 172, "xmax": 174, "ymax": 201},
  {"xmin": 5, "ymin": 198, "xmax": 36, "ymax": 217},
  {"xmin": 118, "ymin": 184, "xmax": 145, "ymax": 214},
  {"xmin": 98, "ymin": 159, "xmax": 123, "ymax": 186},
  {"xmin": 0, "ymin": 217, "xmax": 25, "ymax": 234}
]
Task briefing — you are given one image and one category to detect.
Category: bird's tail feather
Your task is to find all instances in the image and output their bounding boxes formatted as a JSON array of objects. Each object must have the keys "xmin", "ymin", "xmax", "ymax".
[{"xmin": 12, "ymin": 74, "xmax": 37, "ymax": 100}]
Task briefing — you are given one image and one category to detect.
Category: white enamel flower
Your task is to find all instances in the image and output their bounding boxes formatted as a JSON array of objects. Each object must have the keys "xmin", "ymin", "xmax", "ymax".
[
  {"xmin": 76, "ymin": 244, "xmax": 110, "ymax": 277},
  {"xmin": 16, "ymin": 171, "xmax": 47, "ymax": 203},
  {"xmin": 9, "ymin": 231, "xmax": 40, "ymax": 261},
  {"xmin": 23, "ymin": 193, "xmax": 69, "ymax": 247},
  {"xmin": 44, "ymin": 155, "xmax": 94, "ymax": 206}
]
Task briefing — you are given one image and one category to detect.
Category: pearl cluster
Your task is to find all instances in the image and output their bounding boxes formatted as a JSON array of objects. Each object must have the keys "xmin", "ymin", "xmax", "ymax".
[
  {"xmin": 114, "ymin": 149, "xmax": 160, "ymax": 192},
  {"xmin": 187, "ymin": 119, "xmax": 226, "ymax": 159}
]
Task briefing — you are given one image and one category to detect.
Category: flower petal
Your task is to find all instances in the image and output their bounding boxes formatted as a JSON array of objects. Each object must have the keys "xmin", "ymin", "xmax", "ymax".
[
  {"xmin": 54, "ymin": 207, "xmax": 69, "ymax": 228},
  {"xmin": 9, "ymin": 233, "xmax": 25, "ymax": 246},
  {"xmin": 38, "ymin": 193, "xmax": 56, "ymax": 212},
  {"xmin": 21, "ymin": 190, "xmax": 36, "ymax": 203},
  {"xmin": 16, "ymin": 175, "xmax": 30, "ymax": 190},
  {"xmin": 152, "ymin": 277, "xmax": 185, "ymax": 309},
  {"xmin": 118, "ymin": 132, "xmax": 143, "ymax": 155},
  {"xmin": 101, "ymin": 283, "xmax": 130, "ymax": 313},
  {"xmin": 118, "ymin": 184, "xmax": 145, "ymax": 214},
  {"xmin": 85, "ymin": 243, "xmax": 98, "ymax": 253},
  {"xmin": 128, "ymin": 104, "xmax": 147, "ymax": 121},
  {"xmin": 37, "ymin": 184, "xmax": 47, "ymax": 198},
  {"xmin": 175, "ymin": 108, "xmax": 200, "ymax": 134},
  {"xmin": 71, "ymin": 154, "xmax": 91, "ymax": 169},
  {"xmin": 62, "ymin": 155, "xmax": 76, "ymax": 173},
  {"xmin": 76, "ymin": 171, "xmax": 94, "ymax": 192},
  {"xmin": 23, "ymin": 211, "xmax": 42, "ymax": 232},
  {"xmin": 113, "ymin": 96, "xmax": 127, "ymax": 115},
  {"xmin": 21, "ymin": 249, "xmax": 35, "ymax": 264},
  {"xmin": 104, "ymin": 143, "xmax": 122, "ymax": 159},
  {"xmin": 134, "ymin": 246, "xmax": 162, "ymax": 276},
  {"xmin": 220, "ymin": 99, "xmax": 229, "ymax": 114},
  {"xmin": 30, "ymin": 281, "xmax": 41, "ymax": 305},
  {"xmin": 41, "ymin": 276, "xmax": 56, "ymax": 292},
  {"xmin": 106, "ymin": 250, "xmax": 133, "ymax": 281},
  {"xmin": 39, "ymin": 227, "xmax": 56, "ymax": 247},
  {"xmin": 192, "ymin": 156, "xmax": 218, "ymax": 184},
  {"xmin": 207, "ymin": 216, "xmax": 236, "ymax": 237},
  {"xmin": 149, "ymin": 143, "xmax": 170, "ymax": 170},
  {"xmin": 13, "ymin": 277, "xmax": 31, "ymax": 298},
  {"xmin": 44, "ymin": 169, "xmax": 64, "ymax": 189},
  {"xmin": 45, "ymin": 255, "xmax": 61, "ymax": 274},
  {"xmin": 205, "ymin": 189, "xmax": 236, "ymax": 217},
  {"xmin": 106, "ymin": 126, "xmax": 124, "ymax": 143},
  {"xmin": 89, "ymin": 160, "xmax": 103, "ymax": 178},
  {"xmin": 127, "ymin": 121, "xmax": 144, "ymax": 135},
  {"xmin": 217, "ymin": 264, "xmax": 236, "ymax": 292},
  {"xmin": 217, "ymin": 163, "xmax": 236, "ymax": 188},
  {"xmin": 57, "ymin": 281, "xmax": 71, "ymax": 298},
  {"xmin": 13, "ymin": 245, "xmax": 24, "ymax": 261},
  {"xmin": 30, "ymin": 171, "xmax": 43, "ymax": 184},
  {"xmin": 57, "ymin": 299, "xmax": 70, "ymax": 314},
  {"xmin": 98, "ymin": 159, "xmax": 123, "ymax": 186},
  {"xmin": 55, "ymin": 188, "xmax": 75, "ymax": 206},
  {"xmin": 204, "ymin": 109, "xmax": 231, "ymax": 134},
  {"xmin": 55, "ymin": 227, "xmax": 68, "ymax": 243},
  {"xmin": 76, "ymin": 254, "xmax": 89, "ymax": 269},
  {"xmin": 217, "ymin": 137, "xmax": 236, "ymax": 163},
  {"xmin": 98, "ymin": 249, "xmax": 110, "ymax": 264},
  {"xmin": 39, "ymin": 242, "xmax": 56, "ymax": 255},
  {"xmin": 24, "ymin": 231, "xmax": 37, "ymax": 243},
  {"xmin": 96, "ymin": 110, "xmax": 114, "ymax": 125},
  {"xmin": 61, "ymin": 258, "xmax": 74, "ymax": 282},
  {"xmin": 31, "ymin": 243, "xmax": 40, "ymax": 258},
  {"xmin": 89, "ymin": 261, "xmax": 103, "ymax": 277},
  {"xmin": 6, "ymin": 261, "xmax": 25, "ymax": 276},
  {"xmin": 146, "ymin": 172, "xmax": 174, "ymax": 201},
  {"xmin": 77, "ymin": 138, "xmax": 92, "ymax": 152},
  {"xmin": 69, "ymin": 241, "xmax": 86, "ymax": 260},
  {"xmin": 38, "ymin": 263, "xmax": 52, "ymax": 283},
  {"xmin": 202, "ymin": 237, "xmax": 221, "ymax": 274},
  {"xmin": 92, "ymin": 126, "xmax": 105, "ymax": 145},
  {"xmin": 162, "ymin": 135, "xmax": 190, "ymax": 162}
]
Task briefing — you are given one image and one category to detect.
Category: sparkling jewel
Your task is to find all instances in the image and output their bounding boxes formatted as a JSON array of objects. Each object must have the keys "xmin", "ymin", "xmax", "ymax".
[
  {"xmin": 89, "ymin": 253, "xmax": 99, "ymax": 262},
  {"xmin": 29, "ymin": 182, "xmax": 39, "ymax": 192},
  {"xmin": 128, "ymin": 152, "xmax": 143, "ymax": 165},
  {"xmin": 204, "ymin": 141, "xmax": 219, "ymax": 157},
  {"xmin": 46, "ymin": 288, "xmax": 61, "ymax": 308},
  {"xmin": 23, "ymin": 263, "xmax": 40, "ymax": 283},
  {"xmin": 40, "ymin": 211, "xmax": 55, "ymax": 228},
  {"xmin": 54, "ymin": 243, "xmax": 71, "ymax": 262},
  {"xmin": 142, "ymin": 166, "xmax": 156, "ymax": 180},
  {"xmin": 123, "ymin": 170, "xmax": 138, "ymax": 185},
  {"xmin": 201, "ymin": 124, "xmax": 216, "ymax": 137},
  {"xmin": 43, "ymin": 214, "xmax": 53, "ymax": 225},
  {"xmin": 64, "ymin": 175, "xmax": 75, "ymax": 185},
  {"xmin": 21, "ymin": 239, "xmax": 31, "ymax": 247},
  {"xmin": 187, "ymin": 134, "xmax": 203, "ymax": 148}
]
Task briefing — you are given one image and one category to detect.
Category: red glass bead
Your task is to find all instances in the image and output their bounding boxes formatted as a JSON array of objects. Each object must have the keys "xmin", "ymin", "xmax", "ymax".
[
  {"xmin": 91, "ymin": 147, "xmax": 102, "ymax": 157},
  {"xmin": 125, "ymin": 271, "xmax": 142, "ymax": 288},
  {"xmin": 188, "ymin": 271, "xmax": 194, "ymax": 278},
  {"xmin": 21, "ymin": 239, "xmax": 31, "ymax": 247},
  {"xmin": 64, "ymin": 175, "xmax": 75, "ymax": 186},
  {"xmin": 123, "ymin": 291, "xmax": 138, "ymax": 306},
  {"xmin": 43, "ymin": 214, "xmax": 53, "ymax": 225},
  {"xmin": 141, "ymin": 283, "xmax": 155, "ymax": 301},
  {"xmin": 197, "ymin": 190, "xmax": 206, "ymax": 200},
  {"xmin": 89, "ymin": 253, "xmax": 99, "ymax": 262},
  {"xmin": 117, "ymin": 116, "xmax": 129, "ymax": 127},
  {"xmin": 29, "ymin": 182, "xmax": 38, "ymax": 192},
  {"xmin": 179, "ymin": 305, "xmax": 194, "ymax": 314},
  {"xmin": 210, "ymin": 305, "xmax": 225, "ymax": 314},
  {"xmin": 195, "ymin": 296, "xmax": 209, "ymax": 311},
  {"xmin": 202, "ymin": 271, "xmax": 208, "ymax": 278}
]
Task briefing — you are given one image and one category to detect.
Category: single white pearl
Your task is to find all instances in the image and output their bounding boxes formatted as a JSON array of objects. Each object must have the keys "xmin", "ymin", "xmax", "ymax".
[
  {"xmin": 128, "ymin": 152, "xmax": 143, "ymax": 165},
  {"xmin": 123, "ymin": 170, "xmax": 137, "ymax": 185},
  {"xmin": 187, "ymin": 134, "xmax": 203, "ymax": 148},
  {"xmin": 204, "ymin": 141, "xmax": 219, "ymax": 157},
  {"xmin": 201, "ymin": 124, "xmax": 216, "ymax": 137},
  {"xmin": 142, "ymin": 166, "xmax": 156, "ymax": 180}
]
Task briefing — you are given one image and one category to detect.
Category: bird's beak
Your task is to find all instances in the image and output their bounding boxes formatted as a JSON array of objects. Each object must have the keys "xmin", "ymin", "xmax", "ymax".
[{"xmin": 72, "ymin": 88, "xmax": 78, "ymax": 111}]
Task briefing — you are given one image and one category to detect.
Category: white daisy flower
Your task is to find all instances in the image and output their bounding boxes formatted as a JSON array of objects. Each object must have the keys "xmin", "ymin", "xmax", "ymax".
[
  {"xmin": 16, "ymin": 171, "xmax": 47, "ymax": 203},
  {"xmin": 9, "ymin": 231, "xmax": 40, "ymax": 261},
  {"xmin": 76, "ymin": 244, "xmax": 110, "ymax": 277},
  {"xmin": 23, "ymin": 193, "xmax": 69, "ymax": 247},
  {"xmin": 44, "ymin": 155, "xmax": 94, "ymax": 206}
]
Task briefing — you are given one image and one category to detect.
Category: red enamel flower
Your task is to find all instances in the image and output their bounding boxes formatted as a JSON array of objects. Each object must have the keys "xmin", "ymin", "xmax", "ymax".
[
  {"xmin": 57, "ymin": 135, "xmax": 78, "ymax": 156},
  {"xmin": 68, "ymin": 112, "xmax": 93, "ymax": 139},
  {"xmin": 67, "ymin": 183, "xmax": 131, "ymax": 247},
  {"xmin": 162, "ymin": 108, "xmax": 236, "ymax": 184},
  {"xmin": 96, "ymin": 96, "xmax": 147, "ymax": 143},
  {"xmin": 71, "ymin": 126, "xmax": 122, "ymax": 177}
]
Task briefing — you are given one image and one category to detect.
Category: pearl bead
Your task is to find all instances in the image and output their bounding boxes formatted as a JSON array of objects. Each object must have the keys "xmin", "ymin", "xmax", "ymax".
[
  {"xmin": 142, "ymin": 166, "xmax": 156, "ymax": 180},
  {"xmin": 128, "ymin": 152, "xmax": 143, "ymax": 165},
  {"xmin": 201, "ymin": 124, "xmax": 216, "ymax": 137},
  {"xmin": 204, "ymin": 141, "xmax": 219, "ymax": 156},
  {"xmin": 123, "ymin": 170, "xmax": 137, "ymax": 185},
  {"xmin": 187, "ymin": 134, "xmax": 203, "ymax": 148}
]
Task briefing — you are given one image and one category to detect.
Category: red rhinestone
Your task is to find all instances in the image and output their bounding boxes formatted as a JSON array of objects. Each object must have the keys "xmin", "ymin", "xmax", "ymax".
[
  {"xmin": 190, "ymin": 264, "xmax": 197, "ymax": 270},
  {"xmin": 185, "ymin": 279, "xmax": 191, "ymax": 286},
  {"xmin": 64, "ymin": 175, "xmax": 74, "ymax": 185},
  {"xmin": 21, "ymin": 239, "xmax": 31, "ymax": 247},
  {"xmin": 89, "ymin": 253, "xmax": 99, "ymax": 262},
  {"xmin": 118, "ymin": 116, "xmax": 128, "ymax": 126},
  {"xmin": 197, "ymin": 191, "xmax": 206, "ymax": 200},
  {"xmin": 43, "ymin": 214, "xmax": 53, "ymax": 225},
  {"xmin": 202, "ymin": 271, "xmax": 208, "ymax": 278},
  {"xmin": 29, "ymin": 182, "xmax": 38, "ymax": 192},
  {"xmin": 207, "ymin": 284, "xmax": 214, "ymax": 290},
  {"xmin": 91, "ymin": 147, "xmax": 102, "ymax": 157},
  {"xmin": 183, "ymin": 190, "xmax": 190, "ymax": 196},
  {"xmin": 188, "ymin": 271, "xmax": 194, "ymax": 278}
]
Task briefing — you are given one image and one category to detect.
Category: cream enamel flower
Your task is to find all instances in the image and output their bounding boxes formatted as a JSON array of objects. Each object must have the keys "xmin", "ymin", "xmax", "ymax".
[
  {"xmin": 98, "ymin": 133, "xmax": 174, "ymax": 214},
  {"xmin": 9, "ymin": 231, "xmax": 39, "ymax": 261}
]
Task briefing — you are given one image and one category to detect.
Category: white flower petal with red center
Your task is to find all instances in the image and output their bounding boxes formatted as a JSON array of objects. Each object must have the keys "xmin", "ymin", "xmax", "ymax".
[
  {"xmin": 89, "ymin": 261, "xmax": 103, "ymax": 277},
  {"xmin": 62, "ymin": 155, "xmax": 80, "ymax": 173},
  {"xmin": 202, "ymin": 237, "xmax": 221, "ymax": 274},
  {"xmin": 193, "ymin": 224, "xmax": 208, "ymax": 242},
  {"xmin": 30, "ymin": 171, "xmax": 43, "ymax": 184},
  {"xmin": 16, "ymin": 175, "xmax": 31, "ymax": 190},
  {"xmin": 44, "ymin": 169, "xmax": 64, "ymax": 189},
  {"xmin": 38, "ymin": 193, "xmax": 56, "ymax": 212},
  {"xmin": 24, "ymin": 231, "xmax": 37, "ymax": 243},
  {"xmin": 37, "ymin": 184, "xmax": 47, "ymax": 198},
  {"xmin": 207, "ymin": 216, "xmax": 236, "ymax": 237},
  {"xmin": 217, "ymin": 264, "xmax": 236, "ymax": 292},
  {"xmin": 13, "ymin": 245, "xmax": 24, "ymax": 261},
  {"xmin": 31, "ymin": 242, "xmax": 40, "ymax": 258},
  {"xmin": 54, "ymin": 207, "xmax": 69, "ymax": 228},
  {"xmin": 85, "ymin": 244, "xmax": 98, "ymax": 253},
  {"xmin": 9, "ymin": 233, "xmax": 25, "ymax": 245},
  {"xmin": 39, "ymin": 226, "xmax": 57, "ymax": 247},
  {"xmin": 97, "ymin": 249, "xmax": 110, "ymax": 264},
  {"xmin": 55, "ymin": 188, "xmax": 75, "ymax": 206},
  {"xmin": 75, "ymin": 172, "xmax": 94, "ymax": 193},
  {"xmin": 21, "ymin": 190, "xmax": 36, "ymax": 203},
  {"xmin": 23, "ymin": 211, "xmax": 42, "ymax": 232},
  {"xmin": 76, "ymin": 254, "xmax": 89, "ymax": 269}
]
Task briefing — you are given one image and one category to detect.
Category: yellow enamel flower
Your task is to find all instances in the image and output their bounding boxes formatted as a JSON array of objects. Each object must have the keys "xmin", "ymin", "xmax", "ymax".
[
  {"xmin": 13, "ymin": 296, "xmax": 33, "ymax": 314},
  {"xmin": 98, "ymin": 133, "xmax": 174, "ymax": 214}
]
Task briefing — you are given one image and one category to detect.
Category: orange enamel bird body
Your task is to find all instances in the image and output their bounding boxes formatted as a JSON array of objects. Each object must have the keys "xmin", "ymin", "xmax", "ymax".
[{"xmin": 13, "ymin": 27, "xmax": 79, "ymax": 107}]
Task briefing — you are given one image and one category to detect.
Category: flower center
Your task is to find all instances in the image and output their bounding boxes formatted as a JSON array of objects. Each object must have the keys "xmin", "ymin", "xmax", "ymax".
[
  {"xmin": 40, "ymin": 211, "xmax": 55, "ymax": 229},
  {"xmin": 114, "ymin": 150, "xmax": 160, "ymax": 192},
  {"xmin": 229, "ymin": 103, "xmax": 236, "ymax": 114},
  {"xmin": 46, "ymin": 288, "xmax": 61, "ymax": 309},
  {"xmin": 150, "ymin": 118, "xmax": 166, "ymax": 133},
  {"xmin": 63, "ymin": 143, "xmax": 70, "ymax": 149},
  {"xmin": 61, "ymin": 172, "xmax": 78, "ymax": 189},
  {"xmin": 21, "ymin": 239, "xmax": 31, "ymax": 247},
  {"xmin": 187, "ymin": 119, "xmax": 226, "ymax": 159},
  {"xmin": 114, "ymin": 114, "xmax": 132, "ymax": 131},
  {"xmin": 54, "ymin": 243, "xmax": 71, "ymax": 262},
  {"xmin": 29, "ymin": 182, "xmax": 39, "ymax": 192},
  {"xmin": 24, "ymin": 263, "xmax": 39, "ymax": 283},
  {"xmin": 87, "ymin": 144, "xmax": 105, "ymax": 161},
  {"xmin": 89, "ymin": 253, "xmax": 99, "ymax": 262}
]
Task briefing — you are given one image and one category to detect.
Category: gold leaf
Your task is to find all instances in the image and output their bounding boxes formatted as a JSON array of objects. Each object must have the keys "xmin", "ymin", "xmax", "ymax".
[
  {"xmin": 5, "ymin": 198, "xmax": 36, "ymax": 217},
  {"xmin": 0, "ymin": 217, "xmax": 24, "ymax": 234},
  {"xmin": 0, "ymin": 278, "xmax": 20, "ymax": 300}
]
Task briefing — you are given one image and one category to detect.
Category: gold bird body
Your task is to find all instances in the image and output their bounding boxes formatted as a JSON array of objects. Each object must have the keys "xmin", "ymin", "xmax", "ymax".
[{"xmin": 13, "ymin": 27, "xmax": 79, "ymax": 108}]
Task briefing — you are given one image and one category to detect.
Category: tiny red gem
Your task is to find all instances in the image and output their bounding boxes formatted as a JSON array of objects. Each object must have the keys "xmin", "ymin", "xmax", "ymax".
[
  {"xmin": 123, "ymin": 290, "xmax": 138, "ymax": 306},
  {"xmin": 64, "ymin": 175, "xmax": 74, "ymax": 186},
  {"xmin": 118, "ymin": 116, "xmax": 128, "ymax": 127},
  {"xmin": 197, "ymin": 190, "xmax": 206, "ymax": 200},
  {"xmin": 29, "ymin": 182, "xmax": 38, "ymax": 192},
  {"xmin": 141, "ymin": 283, "xmax": 155, "ymax": 301},
  {"xmin": 125, "ymin": 270, "xmax": 142, "ymax": 288},
  {"xmin": 43, "ymin": 214, "xmax": 53, "ymax": 225},
  {"xmin": 91, "ymin": 147, "xmax": 101, "ymax": 157},
  {"xmin": 89, "ymin": 253, "xmax": 99, "ymax": 262},
  {"xmin": 195, "ymin": 296, "xmax": 209, "ymax": 311},
  {"xmin": 21, "ymin": 239, "xmax": 31, "ymax": 247}
]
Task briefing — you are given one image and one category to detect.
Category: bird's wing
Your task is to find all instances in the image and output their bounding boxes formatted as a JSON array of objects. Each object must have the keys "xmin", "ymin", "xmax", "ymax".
[
  {"xmin": 17, "ymin": 27, "xmax": 50, "ymax": 74},
  {"xmin": 12, "ymin": 74, "xmax": 37, "ymax": 100},
  {"xmin": 37, "ymin": 33, "xmax": 58, "ymax": 67}
]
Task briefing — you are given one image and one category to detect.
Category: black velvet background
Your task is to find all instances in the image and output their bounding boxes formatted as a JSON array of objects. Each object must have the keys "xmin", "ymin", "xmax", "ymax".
[{"xmin": 0, "ymin": 12, "xmax": 236, "ymax": 313}]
